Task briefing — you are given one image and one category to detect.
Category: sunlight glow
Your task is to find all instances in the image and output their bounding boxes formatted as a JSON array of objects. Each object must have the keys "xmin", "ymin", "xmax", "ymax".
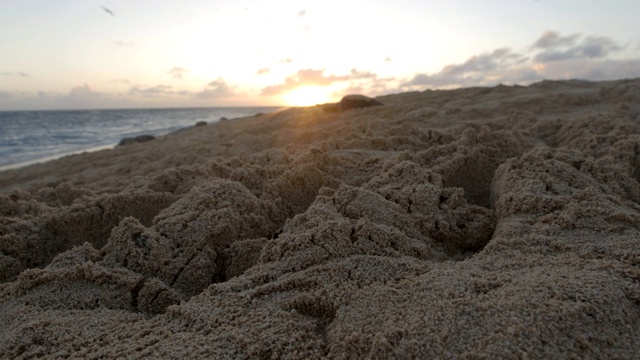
[{"xmin": 282, "ymin": 86, "xmax": 332, "ymax": 107}]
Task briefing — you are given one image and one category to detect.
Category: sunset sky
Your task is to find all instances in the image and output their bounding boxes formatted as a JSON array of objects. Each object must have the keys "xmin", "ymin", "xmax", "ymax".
[{"xmin": 1, "ymin": 0, "xmax": 640, "ymax": 110}]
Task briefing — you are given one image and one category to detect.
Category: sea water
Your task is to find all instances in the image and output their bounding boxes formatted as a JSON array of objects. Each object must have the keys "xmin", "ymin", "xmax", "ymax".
[{"xmin": 0, "ymin": 107, "xmax": 279, "ymax": 170}]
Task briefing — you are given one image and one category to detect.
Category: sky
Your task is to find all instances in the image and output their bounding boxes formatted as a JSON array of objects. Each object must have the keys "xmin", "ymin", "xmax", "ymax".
[{"xmin": 1, "ymin": 0, "xmax": 640, "ymax": 110}]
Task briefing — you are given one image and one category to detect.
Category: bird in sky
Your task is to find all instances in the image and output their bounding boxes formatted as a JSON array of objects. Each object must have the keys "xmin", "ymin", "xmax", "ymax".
[{"xmin": 101, "ymin": 6, "xmax": 116, "ymax": 17}]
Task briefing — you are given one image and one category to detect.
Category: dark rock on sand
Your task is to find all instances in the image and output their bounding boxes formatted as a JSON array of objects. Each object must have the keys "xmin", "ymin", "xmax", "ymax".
[
  {"xmin": 338, "ymin": 94, "xmax": 383, "ymax": 111},
  {"xmin": 321, "ymin": 103, "xmax": 339, "ymax": 113},
  {"xmin": 118, "ymin": 135, "xmax": 156, "ymax": 146},
  {"xmin": 195, "ymin": 121, "xmax": 207, "ymax": 127}
]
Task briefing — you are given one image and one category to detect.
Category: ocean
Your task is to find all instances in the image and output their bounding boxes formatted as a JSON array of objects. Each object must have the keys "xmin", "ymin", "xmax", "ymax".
[{"xmin": 0, "ymin": 107, "xmax": 280, "ymax": 170}]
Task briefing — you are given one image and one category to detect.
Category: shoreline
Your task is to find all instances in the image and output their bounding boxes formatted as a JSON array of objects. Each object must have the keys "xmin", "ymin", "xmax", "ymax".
[
  {"xmin": 0, "ymin": 143, "xmax": 117, "ymax": 172},
  {"xmin": 0, "ymin": 106, "xmax": 281, "ymax": 174}
]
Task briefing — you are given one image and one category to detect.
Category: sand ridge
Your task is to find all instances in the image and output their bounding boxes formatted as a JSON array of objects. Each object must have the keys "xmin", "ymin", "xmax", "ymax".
[{"xmin": 1, "ymin": 79, "xmax": 640, "ymax": 358}]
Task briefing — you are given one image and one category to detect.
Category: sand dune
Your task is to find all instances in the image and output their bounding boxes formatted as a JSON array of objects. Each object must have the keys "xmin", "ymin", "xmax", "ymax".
[{"xmin": 2, "ymin": 78, "xmax": 640, "ymax": 358}]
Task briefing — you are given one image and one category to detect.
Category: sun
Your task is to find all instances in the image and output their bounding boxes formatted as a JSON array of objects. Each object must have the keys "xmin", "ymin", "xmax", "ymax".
[{"xmin": 282, "ymin": 86, "xmax": 333, "ymax": 107}]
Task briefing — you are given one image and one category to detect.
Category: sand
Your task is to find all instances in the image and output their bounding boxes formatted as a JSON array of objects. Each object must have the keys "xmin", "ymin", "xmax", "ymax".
[{"xmin": 1, "ymin": 78, "xmax": 640, "ymax": 358}]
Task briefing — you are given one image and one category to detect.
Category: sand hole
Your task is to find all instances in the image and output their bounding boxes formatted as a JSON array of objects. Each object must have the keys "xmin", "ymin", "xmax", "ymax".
[{"xmin": 441, "ymin": 157, "xmax": 497, "ymax": 208}]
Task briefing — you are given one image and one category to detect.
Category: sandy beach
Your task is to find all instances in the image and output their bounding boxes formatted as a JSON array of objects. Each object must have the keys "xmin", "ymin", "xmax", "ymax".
[{"xmin": 1, "ymin": 78, "xmax": 640, "ymax": 358}]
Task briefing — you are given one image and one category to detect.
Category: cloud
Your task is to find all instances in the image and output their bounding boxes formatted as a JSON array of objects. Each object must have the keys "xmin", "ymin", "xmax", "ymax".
[
  {"xmin": 37, "ymin": 91, "xmax": 55, "ymax": 99},
  {"xmin": 257, "ymin": 68, "xmax": 270, "ymax": 75},
  {"xmin": 368, "ymin": 76, "xmax": 398, "ymax": 96},
  {"xmin": 112, "ymin": 40, "xmax": 135, "ymax": 48},
  {"xmin": 262, "ymin": 69, "xmax": 330, "ymax": 95},
  {"xmin": 444, "ymin": 48, "xmax": 527, "ymax": 75},
  {"xmin": 335, "ymin": 85, "xmax": 364, "ymax": 97},
  {"xmin": 129, "ymin": 84, "xmax": 179, "ymax": 97},
  {"xmin": 167, "ymin": 67, "xmax": 188, "ymax": 79},
  {"xmin": 400, "ymin": 31, "xmax": 638, "ymax": 91},
  {"xmin": 261, "ymin": 68, "xmax": 378, "ymax": 96},
  {"xmin": 349, "ymin": 69, "xmax": 378, "ymax": 80},
  {"xmin": 111, "ymin": 78, "xmax": 131, "ymax": 84},
  {"xmin": 297, "ymin": 10, "xmax": 306, "ymax": 17},
  {"xmin": 125, "ymin": 79, "xmax": 233, "ymax": 99},
  {"xmin": 69, "ymin": 84, "xmax": 103, "ymax": 97},
  {"xmin": 1, "ymin": 71, "xmax": 31, "ymax": 77},
  {"xmin": 195, "ymin": 78, "xmax": 234, "ymax": 99},
  {"xmin": 401, "ymin": 48, "xmax": 529, "ymax": 88},
  {"xmin": 385, "ymin": 57, "xmax": 392, "ymax": 63},
  {"xmin": 532, "ymin": 31, "xmax": 580, "ymax": 49},
  {"xmin": 0, "ymin": 79, "xmax": 239, "ymax": 110},
  {"xmin": 0, "ymin": 85, "xmax": 125, "ymax": 110},
  {"xmin": 129, "ymin": 84, "xmax": 204, "ymax": 98},
  {"xmin": 279, "ymin": 58, "xmax": 293, "ymax": 64},
  {"xmin": 535, "ymin": 58, "xmax": 640, "ymax": 81},
  {"xmin": 533, "ymin": 34, "xmax": 622, "ymax": 62}
]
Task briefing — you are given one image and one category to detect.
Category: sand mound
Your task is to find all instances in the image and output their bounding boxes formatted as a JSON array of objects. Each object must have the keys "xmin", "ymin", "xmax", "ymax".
[{"xmin": 2, "ymin": 79, "xmax": 640, "ymax": 358}]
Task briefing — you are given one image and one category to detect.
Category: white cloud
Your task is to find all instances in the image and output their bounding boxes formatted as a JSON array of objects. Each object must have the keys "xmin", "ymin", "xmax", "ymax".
[
  {"xmin": 69, "ymin": 84, "xmax": 103, "ymax": 97},
  {"xmin": 532, "ymin": 31, "xmax": 580, "ymax": 49},
  {"xmin": 0, "ymin": 79, "xmax": 239, "ymax": 110},
  {"xmin": 536, "ymin": 59, "xmax": 640, "ymax": 81},
  {"xmin": 0, "ymin": 85, "xmax": 128, "ymax": 110},
  {"xmin": 262, "ymin": 68, "xmax": 379, "ymax": 96},
  {"xmin": 195, "ymin": 78, "xmax": 234, "ymax": 99},
  {"xmin": 533, "ymin": 34, "xmax": 622, "ymax": 62},
  {"xmin": 400, "ymin": 31, "xmax": 638, "ymax": 91},
  {"xmin": 401, "ymin": 48, "xmax": 530, "ymax": 88},
  {"xmin": 129, "ymin": 84, "xmax": 181, "ymax": 97},
  {"xmin": 167, "ymin": 67, "xmax": 188, "ymax": 79}
]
